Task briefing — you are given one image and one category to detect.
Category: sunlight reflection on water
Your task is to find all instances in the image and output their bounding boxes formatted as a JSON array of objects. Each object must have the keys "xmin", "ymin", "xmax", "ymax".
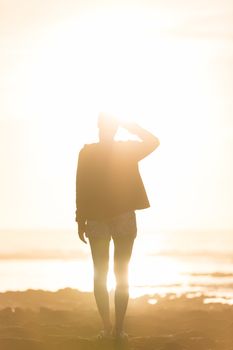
[{"xmin": 1, "ymin": 253, "xmax": 233, "ymax": 305}]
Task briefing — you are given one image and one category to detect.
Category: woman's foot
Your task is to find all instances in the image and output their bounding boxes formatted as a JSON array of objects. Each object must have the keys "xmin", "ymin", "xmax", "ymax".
[
  {"xmin": 97, "ymin": 328, "xmax": 113, "ymax": 340},
  {"xmin": 112, "ymin": 329, "xmax": 129, "ymax": 341}
]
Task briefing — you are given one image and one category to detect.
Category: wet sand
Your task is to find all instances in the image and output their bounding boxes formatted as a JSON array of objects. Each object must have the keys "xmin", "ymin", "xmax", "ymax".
[{"xmin": 0, "ymin": 288, "xmax": 232, "ymax": 349}]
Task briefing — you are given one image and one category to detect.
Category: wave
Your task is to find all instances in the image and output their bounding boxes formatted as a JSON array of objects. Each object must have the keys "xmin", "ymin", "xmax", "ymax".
[
  {"xmin": 186, "ymin": 272, "xmax": 233, "ymax": 278},
  {"xmin": 149, "ymin": 250, "xmax": 233, "ymax": 259},
  {"xmin": 1, "ymin": 249, "xmax": 233, "ymax": 261},
  {"xmin": 0, "ymin": 250, "xmax": 88, "ymax": 260}
]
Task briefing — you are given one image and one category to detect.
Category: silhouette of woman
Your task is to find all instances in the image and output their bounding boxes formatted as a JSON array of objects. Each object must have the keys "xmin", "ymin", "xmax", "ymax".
[{"xmin": 76, "ymin": 112, "xmax": 160, "ymax": 340}]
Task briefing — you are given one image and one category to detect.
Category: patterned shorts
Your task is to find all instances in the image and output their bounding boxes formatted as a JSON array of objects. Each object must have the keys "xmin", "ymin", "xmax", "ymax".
[{"xmin": 85, "ymin": 211, "xmax": 137, "ymax": 239}]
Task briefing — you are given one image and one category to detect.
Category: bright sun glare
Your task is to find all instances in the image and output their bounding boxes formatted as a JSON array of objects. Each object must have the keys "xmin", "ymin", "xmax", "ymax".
[
  {"xmin": 8, "ymin": 6, "xmax": 215, "ymax": 235},
  {"xmin": 14, "ymin": 7, "xmax": 211, "ymax": 142},
  {"xmin": 2, "ymin": 4, "xmax": 230, "ymax": 300},
  {"xmin": 4, "ymin": 5, "xmax": 219, "ymax": 234},
  {"xmin": 66, "ymin": 242, "xmax": 184, "ymax": 298}
]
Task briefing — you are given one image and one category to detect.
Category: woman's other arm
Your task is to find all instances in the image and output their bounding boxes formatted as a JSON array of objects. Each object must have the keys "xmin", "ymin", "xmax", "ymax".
[{"xmin": 120, "ymin": 121, "xmax": 160, "ymax": 160}]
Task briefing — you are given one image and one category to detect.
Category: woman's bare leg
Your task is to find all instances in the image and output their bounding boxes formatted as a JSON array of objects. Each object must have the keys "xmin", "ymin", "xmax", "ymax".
[
  {"xmin": 89, "ymin": 237, "xmax": 112, "ymax": 332},
  {"xmin": 113, "ymin": 236, "xmax": 135, "ymax": 335}
]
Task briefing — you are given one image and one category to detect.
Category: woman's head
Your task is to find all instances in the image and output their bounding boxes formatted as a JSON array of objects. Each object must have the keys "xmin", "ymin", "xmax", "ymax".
[{"xmin": 97, "ymin": 112, "xmax": 119, "ymax": 142}]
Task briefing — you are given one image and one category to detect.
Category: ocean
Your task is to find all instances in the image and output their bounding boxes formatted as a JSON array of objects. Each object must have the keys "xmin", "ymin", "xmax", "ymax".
[{"xmin": 0, "ymin": 229, "xmax": 233, "ymax": 304}]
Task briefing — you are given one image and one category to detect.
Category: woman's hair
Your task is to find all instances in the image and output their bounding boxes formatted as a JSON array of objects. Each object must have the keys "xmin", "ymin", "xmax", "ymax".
[{"xmin": 98, "ymin": 112, "xmax": 119, "ymax": 129}]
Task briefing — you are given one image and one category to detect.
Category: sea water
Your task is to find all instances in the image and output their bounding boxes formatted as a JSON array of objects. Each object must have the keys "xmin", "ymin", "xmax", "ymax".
[{"xmin": 0, "ymin": 229, "xmax": 233, "ymax": 304}]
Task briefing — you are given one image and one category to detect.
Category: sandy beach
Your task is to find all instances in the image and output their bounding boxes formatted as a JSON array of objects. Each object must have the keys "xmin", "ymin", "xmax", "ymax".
[{"xmin": 0, "ymin": 288, "xmax": 232, "ymax": 350}]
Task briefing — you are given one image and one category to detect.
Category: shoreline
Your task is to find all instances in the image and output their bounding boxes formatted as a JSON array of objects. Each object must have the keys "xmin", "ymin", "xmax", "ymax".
[
  {"xmin": 0, "ymin": 288, "xmax": 232, "ymax": 349},
  {"xmin": 1, "ymin": 287, "xmax": 233, "ymax": 306}
]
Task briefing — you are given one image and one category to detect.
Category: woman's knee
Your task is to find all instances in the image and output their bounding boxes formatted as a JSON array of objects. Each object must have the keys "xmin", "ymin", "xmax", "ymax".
[
  {"xmin": 115, "ymin": 279, "xmax": 129, "ymax": 294},
  {"xmin": 94, "ymin": 264, "xmax": 108, "ymax": 284},
  {"xmin": 115, "ymin": 268, "xmax": 129, "ymax": 289}
]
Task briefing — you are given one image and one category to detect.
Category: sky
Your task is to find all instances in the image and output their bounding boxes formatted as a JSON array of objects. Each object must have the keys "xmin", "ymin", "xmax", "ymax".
[{"xmin": 0, "ymin": 0, "xmax": 233, "ymax": 231}]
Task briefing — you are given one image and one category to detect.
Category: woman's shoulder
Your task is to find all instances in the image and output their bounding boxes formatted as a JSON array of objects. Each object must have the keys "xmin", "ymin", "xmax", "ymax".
[{"xmin": 81, "ymin": 142, "xmax": 99, "ymax": 151}]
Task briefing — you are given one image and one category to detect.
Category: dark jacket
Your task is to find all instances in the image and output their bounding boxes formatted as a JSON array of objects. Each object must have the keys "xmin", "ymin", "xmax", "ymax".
[{"xmin": 76, "ymin": 141, "xmax": 153, "ymax": 225}]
